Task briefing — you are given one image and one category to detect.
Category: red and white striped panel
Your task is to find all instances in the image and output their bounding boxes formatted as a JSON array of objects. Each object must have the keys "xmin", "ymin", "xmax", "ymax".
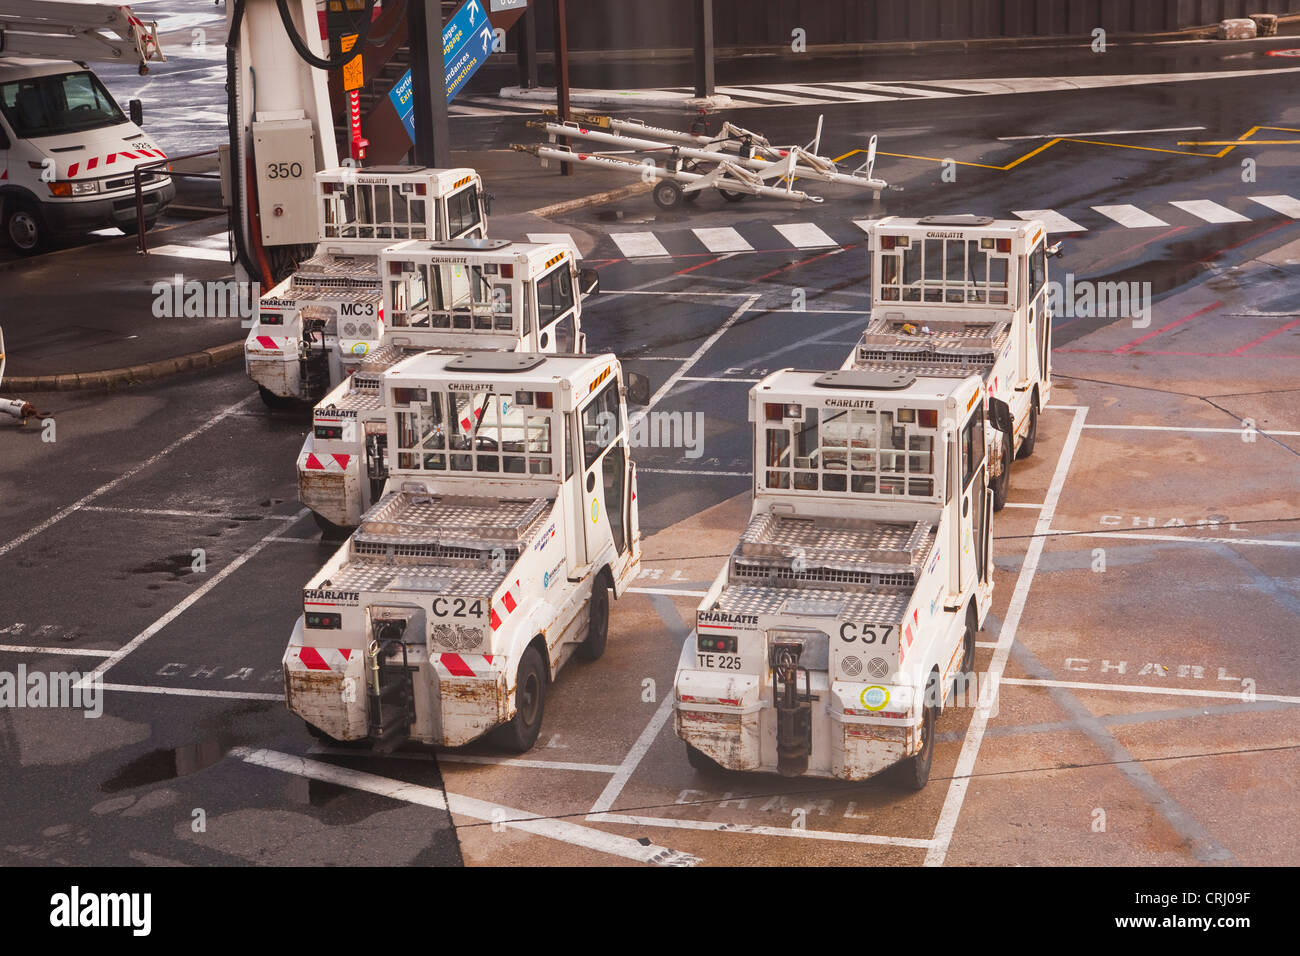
[
  {"xmin": 288, "ymin": 646, "xmax": 356, "ymax": 672},
  {"xmin": 488, "ymin": 579, "xmax": 522, "ymax": 632},
  {"xmin": 434, "ymin": 652, "xmax": 498, "ymax": 679},
  {"xmin": 66, "ymin": 149, "xmax": 167, "ymax": 178},
  {"xmin": 301, "ymin": 451, "xmax": 352, "ymax": 472},
  {"xmin": 249, "ymin": 335, "xmax": 288, "ymax": 353}
]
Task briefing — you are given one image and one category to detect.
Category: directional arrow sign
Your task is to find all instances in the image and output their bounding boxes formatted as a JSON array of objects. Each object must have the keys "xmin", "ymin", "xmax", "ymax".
[{"xmin": 389, "ymin": 0, "xmax": 494, "ymax": 142}]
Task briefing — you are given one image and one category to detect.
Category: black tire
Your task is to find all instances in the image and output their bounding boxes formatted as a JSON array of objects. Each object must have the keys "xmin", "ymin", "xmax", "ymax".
[
  {"xmin": 685, "ymin": 742, "xmax": 725, "ymax": 775},
  {"xmin": 681, "ymin": 160, "xmax": 702, "ymax": 203},
  {"xmin": 899, "ymin": 671, "xmax": 940, "ymax": 791},
  {"xmin": 494, "ymin": 644, "xmax": 547, "ymax": 753},
  {"xmin": 576, "ymin": 575, "xmax": 609, "ymax": 661},
  {"xmin": 1017, "ymin": 400, "xmax": 1038, "ymax": 460},
  {"xmin": 3, "ymin": 198, "xmax": 47, "ymax": 254},
  {"xmin": 258, "ymin": 385, "xmax": 297, "ymax": 410},
  {"xmin": 991, "ymin": 434, "xmax": 1011, "ymax": 512},
  {"xmin": 313, "ymin": 511, "xmax": 352, "ymax": 541},
  {"xmin": 717, "ymin": 187, "xmax": 746, "ymax": 203},
  {"xmin": 118, "ymin": 217, "xmax": 159, "ymax": 236},
  {"xmin": 652, "ymin": 179, "xmax": 683, "ymax": 210},
  {"xmin": 959, "ymin": 617, "xmax": 976, "ymax": 678}
]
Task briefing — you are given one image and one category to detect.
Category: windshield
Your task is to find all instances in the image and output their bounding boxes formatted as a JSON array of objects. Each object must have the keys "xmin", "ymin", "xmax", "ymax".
[
  {"xmin": 0, "ymin": 71, "xmax": 127, "ymax": 138},
  {"xmin": 387, "ymin": 261, "xmax": 514, "ymax": 331},
  {"xmin": 394, "ymin": 390, "xmax": 554, "ymax": 476},
  {"xmin": 878, "ymin": 237, "xmax": 1011, "ymax": 306},
  {"xmin": 322, "ymin": 181, "xmax": 431, "ymax": 240}
]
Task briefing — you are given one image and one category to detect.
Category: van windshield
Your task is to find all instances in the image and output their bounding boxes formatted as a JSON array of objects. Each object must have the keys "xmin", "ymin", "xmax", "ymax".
[{"xmin": 0, "ymin": 70, "xmax": 127, "ymax": 138}]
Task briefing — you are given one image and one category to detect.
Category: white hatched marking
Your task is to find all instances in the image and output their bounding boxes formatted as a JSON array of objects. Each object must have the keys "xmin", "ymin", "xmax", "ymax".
[
  {"xmin": 149, "ymin": 244, "xmax": 230, "ymax": 261},
  {"xmin": 611, "ymin": 232, "xmax": 669, "ymax": 258},
  {"xmin": 1091, "ymin": 204, "xmax": 1169, "ymax": 228},
  {"xmin": 773, "ymin": 222, "xmax": 836, "ymax": 248},
  {"xmin": 1169, "ymin": 200, "xmax": 1250, "ymax": 224},
  {"xmin": 691, "ymin": 227, "xmax": 753, "ymax": 253},
  {"xmin": 1249, "ymin": 195, "xmax": 1300, "ymax": 218},
  {"xmin": 527, "ymin": 232, "xmax": 577, "ymax": 245},
  {"xmin": 1012, "ymin": 209, "xmax": 1086, "ymax": 233}
]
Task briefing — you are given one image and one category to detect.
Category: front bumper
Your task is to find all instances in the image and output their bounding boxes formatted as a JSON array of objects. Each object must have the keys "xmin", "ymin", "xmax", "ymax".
[{"xmin": 41, "ymin": 180, "xmax": 175, "ymax": 234}]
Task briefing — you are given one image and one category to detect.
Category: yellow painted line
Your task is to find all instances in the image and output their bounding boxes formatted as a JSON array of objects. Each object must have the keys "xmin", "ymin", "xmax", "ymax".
[
  {"xmin": 1178, "ymin": 140, "xmax": 1300, "ymax": 146},
  {"xmin": 1065, "ymin": 137, "xmax": 1227, "ymax": 157}
]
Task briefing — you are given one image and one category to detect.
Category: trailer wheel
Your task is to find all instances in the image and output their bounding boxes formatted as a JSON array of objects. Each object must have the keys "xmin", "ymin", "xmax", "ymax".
[
  {"xmin": 3, "ymin": 198, "xmax": 47, "ymax": 255},
  {"xmin": 991, "ymin": 435, "xmax": 1011, "ymax": 512},
  {"xmin": 652, "ymin": 179, "xmax": 684, "ymax": 210},
  {"xmin": 680, "ymin": 161, "xmax": 702, "ymax": 203},
  {"xmin": 717, "ymin": 187, "xmax": 746, "ymax": 203},
  {"xmin": 258, "ymin": 385, "xmax": 296, "ymax": 410},
  {"xmin": 1016, "ymin": 400, "xmax": 1038, "ymax": 460},
  {"xmin": 494, "ymin": 644, "xmax": 547, "ymax": 753},
  {"xmin": 899, "ymin": 670, "xmax": 940, "ymax": 791},
  {"xmin": 686, "ymin": 742, "xmax": 725, "ymax": 775},
  {"xmin": 576, "ymin": 576, "xmax": 609, "ymax": 661},
  {"xmin": 313, "ymin": 512, "xmax": 352, "ymax": 541}
]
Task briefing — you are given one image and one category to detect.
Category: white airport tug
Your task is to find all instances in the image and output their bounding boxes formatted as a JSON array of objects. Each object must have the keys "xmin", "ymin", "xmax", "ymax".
[
  {"xmin": 297, "ymin": 238, "xmax": 598, "ymax": 535},
  {"xmin": 244, "ymin": 166, "xmax": 487, "ymax": 406},
  {"xmin": 852, "ymin": 216, "xmax": 1057, "ymax": 509},
  {"xmin": 674, "ymin": 366, "xmax": 995, "ymax": 788},
  {"xmin": 284, "ymin": 351, "xmax": 647, "ymax": 753}
]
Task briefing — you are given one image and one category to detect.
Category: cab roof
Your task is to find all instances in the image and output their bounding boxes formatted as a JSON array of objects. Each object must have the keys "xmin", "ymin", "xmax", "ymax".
[
  {"xmin": 315, "ymin": 166, "xmax": 479, "ymax": 190},
  {"xmin": 868, "ymin": 215, "xmax": 1043, "ymax": 239},
  {"xmin": 753, "ymin": 367, "xmax": 981, "ymax": 406},
  {"xmin": 382, "ymin": 238, "xmax": 573, "ymax": 267},
  {"xmin": 386, "ymin": 350, "xmax": 614, "ymax": 389},
  {"xmin": 0, "ymin": 58, "xmax": 88, "ymax": 80}
]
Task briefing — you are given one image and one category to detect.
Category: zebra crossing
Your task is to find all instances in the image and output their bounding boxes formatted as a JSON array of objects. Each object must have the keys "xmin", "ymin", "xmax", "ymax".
[{"xmin": 585, "ymin": 194, "xmax": 1300, "ymax": 259}]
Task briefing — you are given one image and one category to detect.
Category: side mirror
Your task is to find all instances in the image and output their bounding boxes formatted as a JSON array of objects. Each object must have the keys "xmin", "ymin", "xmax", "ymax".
[
  {"xmin": 987, "ymin": 397, "xmax": 1014, "ymax": 438},
  {"xmin": 483, "ymin": 191, "xmax": 494, "ymax": 216},
  {"xmin": 625, "ymin": 371, "xmax": 651, "ymax": 407},
  {"xmin": 578, "ymin": 267, "xmax": 600, "ymax": 296},
  {"xmin": 1047, "ymin": 241, "xmax": 1063, "ymax": 259},
  {"xmin": 129, "ymin": 99, "xmax": 143, "ymax": 126}
]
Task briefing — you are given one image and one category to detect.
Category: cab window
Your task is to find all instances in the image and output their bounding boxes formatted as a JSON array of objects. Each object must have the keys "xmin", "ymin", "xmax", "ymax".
[
  {"xmin": 395, "ymin": 392, "xmax": 446, "ymax": 471},
  {"xmin": 536, "ymin": 265, "xmax": 575, "ymax": 327},
  {"xmin": 581, "ymin": 379, "xmax": 621, "ymax": 470},
  {"xmin": 961, "ymin": 411, "xmax": 985, "ymax": 488},
  {"xmin": 446, "ymin": 185, "xmax": 482, "ymax": 237},
  {"xmin": 1028, "ymin": 241, "xmax": 1047, "ymax": 301}
]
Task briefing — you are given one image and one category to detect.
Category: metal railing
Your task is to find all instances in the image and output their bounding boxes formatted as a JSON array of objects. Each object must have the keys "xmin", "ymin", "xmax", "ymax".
[{"xmin": 132, "ymin": 148, "xmax": 223, "ymax": 255}]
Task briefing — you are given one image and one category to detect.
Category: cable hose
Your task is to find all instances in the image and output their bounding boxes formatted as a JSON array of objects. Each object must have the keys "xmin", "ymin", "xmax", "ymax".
[
  {"xmin": 275, "ymin": 0, "xmax": 377, "ymax": 69},
  {"xmin": 224, "ymin": 0, "xmax": 259, "ymax": 283}
]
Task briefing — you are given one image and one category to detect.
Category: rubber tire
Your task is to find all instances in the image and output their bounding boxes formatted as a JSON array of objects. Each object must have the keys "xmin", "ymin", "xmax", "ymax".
[
  {"xmin": 258, "ymin": 385, "xmax": 297, "ymax": 410},
  {"xmin": 313, "ymin": 511, "xmax": 352, "ymax": 541},
  {"xmin": 652, "ymin": 179, "xmax": 683, "ymax": 210},
  {"xmin": 1016, "ymin": 400, "xmax": 1038, "ymax": 460},
  {"xmin": 686, "ymin": 742, "xmax": 725, "ymax": 775},
  {"xmin": 3, "ymin": 198, "xmax": 47, "ymax": 255},
  {"xmin": 959, "ymin": 618, "xmax": 976, "ymax": 678},
  {"xmin": 681, "ymin": 161, "xmax": 702, "ymax": 203},
  {"xmin": 899, "ymin": 671, "xmax": 939, "ymax": 791},
  {"xmin": 717, "ymin": 185, "xmax": 746, "ymax": 202},
  {"xmin": 576, "ymin": 576, "xmax": 609, "ymax": 661},
  {"xmin": 118, "ymin": 217, "xmax": 159, "ymax": 236},
  {"xmin": 494, "ymin": 644, "xmax": 547, "ymax": 753},
  {"xmin": 990, "ymin": 434, "xmax": 1011, "ymax": 512}
]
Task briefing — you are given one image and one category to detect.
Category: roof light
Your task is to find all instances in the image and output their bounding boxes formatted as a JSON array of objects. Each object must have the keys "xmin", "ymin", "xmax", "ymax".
[{"xmin": 996, "ymin": 238, "xmax": 1011, "ymax": 252}]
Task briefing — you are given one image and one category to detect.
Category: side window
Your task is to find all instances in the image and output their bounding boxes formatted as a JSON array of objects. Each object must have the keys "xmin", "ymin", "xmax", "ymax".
[
  {"xmin": 1028, "ymin": 242, "xmax": 1046, "ymax": 301},
  {"xmin": 395, "ymin": 392, "xmax": 445, "ymax": 471},
  {"xmin": 961, "ymin": 411, "xmax": 984, "ymax": 488},
  {"xmin": 446, "ymin": 185, "xmax": 482, "ymax": 237},
  {"xmin": 580, "ymin": 379, "xmax": 621, "ymax": 470},
  {"xmin": 536, "ymin": 265, "xmax": 575, "ymax": 327}
]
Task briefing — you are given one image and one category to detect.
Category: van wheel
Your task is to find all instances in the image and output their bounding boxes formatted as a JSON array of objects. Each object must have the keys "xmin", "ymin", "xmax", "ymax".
[
  {"xmin": 493, "ymin": 644, "xmax": 547, "ymax": 753},
  {"xmin": 686, "ymin": 742, "xmax": 725, "ymax": 775},
  {"xmin": 576, "ymin": 576, "xmax": 609, "ymax": 661},
  {"xmin": 1016, "ymin": 401, "xmax": 1038, "ymax": 459},
  {"xmin": 991, "ymin": 435, "xmax": 1011, "ymax": 512},
  {"xmin": 313, "ymin": 512, "xmax": 352, "ymax": 541},
  {"xmin": 899, "ymin": 671, "xmax": 940, "ymax": 791},
  {"xmin": 258, "ymin": 385, "xmax": 296, "ymax": 409},
  {"xmin": 118, "ymin": 217, "xmax": 158, "ymax": 236},
  {"xmin": 3, "ymin": 199, "xmax": 47, "ymax": 254}
]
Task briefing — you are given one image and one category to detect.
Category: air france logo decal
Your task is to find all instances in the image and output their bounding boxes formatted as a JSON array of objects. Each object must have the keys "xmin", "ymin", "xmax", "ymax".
[
  {"xmin": 591, "ymin": 499, "xmax": 599, "ymax": 523},
  {"xmin": 860, "ymin": 686, "xmax": 889, "ymax": 711},
  {"xmin": 351, "ymin": 342, "xmax": 369, "ymax": 355}
]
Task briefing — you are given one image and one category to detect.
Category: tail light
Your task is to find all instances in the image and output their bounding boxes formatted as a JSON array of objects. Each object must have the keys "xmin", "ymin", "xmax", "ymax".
[
  {"xmin": 918, "ymin": 409, "xmax": 938, "ymax": 428},
  {"xmin": 314, "ymin": 424, "xmax": 343, "ymax": 440},
  {"xmin": 305, "ymin": 612, "xmax": 342, "ymax": 629},
  {"xmin": 996, "ymin": 238, "xmax": 1011, "ymax": 252},
  {"xmin": 500, "ymin": 264, "xmax": 513, "ymax": 278},
  {"xmin": 697, "ymin": 634, "xmax": 737, "ymax": 653},
  {"xmin": 260, "ymin": 312, "xmax": 284, "ymax": 325}
]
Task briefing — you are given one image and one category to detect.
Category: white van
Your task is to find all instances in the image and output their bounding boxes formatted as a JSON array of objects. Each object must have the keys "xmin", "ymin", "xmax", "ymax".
[{"xmin": 0, "ymin": 57, "xmax": 174, "ymax": 253}]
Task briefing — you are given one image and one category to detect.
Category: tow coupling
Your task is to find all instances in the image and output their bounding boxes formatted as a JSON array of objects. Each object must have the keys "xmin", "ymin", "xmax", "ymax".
[
  {"xmin": 367, "ymin": 620, "xmax": 416, "ymax": 754},
  {"xmin": 770, "ymin": 639, "xmax": 813, "ymax": 776}
]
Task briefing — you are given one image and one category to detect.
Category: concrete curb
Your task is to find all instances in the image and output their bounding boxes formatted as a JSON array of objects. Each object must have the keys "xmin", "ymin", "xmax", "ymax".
[
  {"xmin": 2, "ymin": 340, "xmax": 244, "ymax": 393},
  {"xmin": 527, "ymin": 179, "xmax": 654, "ymax": 218},
  {"xmin": 500, "ymin": 85, "xmax": 731, "ymax": 111}
]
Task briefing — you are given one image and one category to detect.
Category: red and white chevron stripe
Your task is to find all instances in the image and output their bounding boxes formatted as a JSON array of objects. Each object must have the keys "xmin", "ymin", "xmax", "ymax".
[
  {"xmin": 301, "ymin": 451, "xmax": 352, "ymax": 472},
  {"xmin": 488, "ymin": 578, "xmax": 522, "ymax": 632},
  {"xmin": 288, "ymin": 646, "xmax": 356, "ymax": 672},
  {"xmin": 435, "ymin": 652, "xmax": 498, "ymax": 679},
  {"xmin": 251, "ymin": 335, "xmax": 286, "ymax": 352},
  {"xmin": 66, "ymin": 148, "xmax": 167, "ymax": 179}
]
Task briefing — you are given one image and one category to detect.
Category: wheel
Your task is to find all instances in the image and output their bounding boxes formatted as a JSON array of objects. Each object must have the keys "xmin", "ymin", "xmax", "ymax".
[
  {"xmin": 493, "ymin": 644, "xmax": 547, "ymax": 753},
  {"xmin": 1016, "ymin": 400, "xmax": 1038, "ymax": 460},
  {"xmin": 681, "ymin": 161, "xmax": 702, "ymax": 203},
  {"xmin": 652, "ymin": 179, "xmax": 683, "ymax": 210},
  {"xmin": 3, "ymin": 198, "xmax": 47, "ymax": 254},
  {"xmin": 717, "ymin": 187, "xmax": 746, "ymax": 203},
  {"xmin": 990, "ymin": 434, "xmax": 1011, "ymax": 512},
  {"xmin": 898, "ymin": 671, "xmax": 939, "ymax": 791},
  {"xmin": 313, "ymin": 511, "xmax": 352, "ymax": 541},
  {"xmin": 959, "ymin": 617, "xmax": 976, "ymax": 679},
  {"xmin": 685, "ymin": 742, "xmax": 725, "ymax": 775},
  {"xmin": 575, "ymin": 576, "xmax": 609, "ymax": 661},
  {"xmin": 258, "ymin": 385, "xmax": 297, "ymax": 410},
  {"xmin": 117, "ymin": 217, "xmax": 159, "ymax": 236}
]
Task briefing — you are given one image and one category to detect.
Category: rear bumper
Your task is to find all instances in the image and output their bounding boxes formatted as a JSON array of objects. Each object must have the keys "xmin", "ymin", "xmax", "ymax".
[
  {"xmin": 245, "ymin": 327, "xmax": 301, "ymax": 398},
  {"xmin": 282, "ymin": 619, "xmax": 368, "ymax": 741},
  {"xmin": 297, "ymin": 433, "xmax": 364, "ymax": 528},
  {"xmin": 41, "ymin": 180, "xmax": 175, "ymax": 234}
]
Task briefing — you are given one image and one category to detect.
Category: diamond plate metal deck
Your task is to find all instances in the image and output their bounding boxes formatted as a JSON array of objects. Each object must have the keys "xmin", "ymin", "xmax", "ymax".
[
  {"xmin": 712, "ymin": 584, "xmax": 911, "ymax": 623},
  {"xmin": 355, "ymin": 492, "xmax": 550, "ymax": 548}
]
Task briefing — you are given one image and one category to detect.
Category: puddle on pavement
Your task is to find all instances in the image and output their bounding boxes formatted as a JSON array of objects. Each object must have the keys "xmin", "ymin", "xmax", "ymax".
[
  {"xmin": 285, "ymin": 776, "xmax": 351, "ymax": 807},
  {"xmin": 129, "ymin": 553, "xmax": 196, "ymax": 579},
  {"xmin": 100, "ymin": 739, "xmax": 225, "ymax": 792}
]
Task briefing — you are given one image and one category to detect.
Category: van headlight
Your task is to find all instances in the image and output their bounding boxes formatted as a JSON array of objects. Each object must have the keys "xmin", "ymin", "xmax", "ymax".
[{"xmin": 72, "ymin": 180, "xmax": 101, "ymax": 196}]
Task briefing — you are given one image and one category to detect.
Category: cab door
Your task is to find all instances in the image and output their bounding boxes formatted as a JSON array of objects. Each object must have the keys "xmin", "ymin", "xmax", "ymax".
[
  {"xmin": 444, "ymin": 182, "xmax": 484, "ymax": 240},
  {"xmin": 577, "ymin": 376, "xmax": 630, "ymax": 570},
  {"xmin": 957, "ymin": 405, "xmax": 986, "ymax": 592},
  {"xmin": 536, "ymin": 263, "xmax": 577, "ymax": 353}
]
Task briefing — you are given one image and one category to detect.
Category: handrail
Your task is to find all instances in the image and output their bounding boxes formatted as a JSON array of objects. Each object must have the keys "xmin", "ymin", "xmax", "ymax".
[{"xmin": 132, "ymin": 148, "xmax": 222, "ymax": 254}]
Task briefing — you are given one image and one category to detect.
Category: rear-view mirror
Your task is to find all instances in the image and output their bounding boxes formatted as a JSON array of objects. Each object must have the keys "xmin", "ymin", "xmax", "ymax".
[
  {"xmin": 625, "ymin": 372, "xmax": 651, "ymax": 406},
  {"xmin": 579, "ymin": 267, "xmax": 600, "ymax": 296}
]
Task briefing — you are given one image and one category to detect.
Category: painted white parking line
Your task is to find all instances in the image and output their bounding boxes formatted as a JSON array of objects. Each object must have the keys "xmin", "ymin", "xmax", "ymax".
[
  {"xmin": 234, "ymin": 747, "xmax": 700, "ymax": 866},
  {"xmin": 1091, "ymin": 204, "xmax": 1169, "ymax": 228},
  {"xmin": 828, "ymin": 80, "xmax": 952, "ymax": 98},
  {"xmin": 101, "ymin": 683, "xmax": 284, "ymax": 701},
  {"xmin": 713, "ymin": 85, "xmax": 813, "ymax": 105},
  {"xmin": 1169, "ymin": 200, "xmax": 1251, "ymax": 224},
  {"xmin": 611, "ymin": 232, "xmax": 670, "ymax": 258},
  {"xmin": 1068, "ymin": 531, "xmax": 1300, "ymax": 549},
  {"xmin": 589, "ymin": 693, "xmax": 676, "ymax": 815},
  {"xmin": 999, "ymin": 126, "xmax": 1205, "ymax": 140},
  {"xmin": 1001, "ymin": 502, "xmax": 1043, "ymax": 509},
  {"xmin": 527, "ymin": 232, "xmax": 577, "ymax": 245},
  {"xmin": 1001, "ymin": 678, "xmax": 1300, "ymax": 705},
  {"xmin": 149, "ymin": 244, "xmax": 231, "ymax": 262},
  {"xmin": 1081, "ymin": 424, "xmax": 1300, "ymax": 436},
  {"xmin": 678, "ymin": 375, "xmax": 761, "ymax": 383},
  {"xmin": 438, "ymin": 754, "xmax": 622, "ymax": 773},
  {"xmin": 692, "ymin": 227, "xmax": 753, "ymax": 253},
  {"xmin": 1248, "ymin": 195, "xmax": 1300, "ymax": 218},
  {"xmin": 926, "ymin": 405, "xmax": 1089, "ymax": 867},
  {"xmin": 773, "ymin": 222, "xmax": 837, "ymax": 248},
  {"xmin": 627, "ymin": 587, "xmax": 708, "ymax": 597},
  {"xmin": 80, "ymin": 505, "xmax": 301, "ymax": 521},
  {"xmin": 0, "ymin": 645, "xmax": 114, "ymax": 657},
  {"xmin": 76, "ymin": 508, "xmax": 311, "ymax": 690},
  {"xmin": 1012, "ymin": 209, "xmax": 1086, "ymax": 233},
  {"xmin": 588, "ymin": 811, "xmax": 936, "ymax": 848},
  {"xmin": 0, "ymin": 393, "xmax": 258, "ymax": 559}
]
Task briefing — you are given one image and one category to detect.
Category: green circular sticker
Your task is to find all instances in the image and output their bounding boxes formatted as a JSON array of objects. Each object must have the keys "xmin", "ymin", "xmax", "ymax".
[{"xmin": 860, "ymin": 685, "xmax": 889, "ymax": 711}]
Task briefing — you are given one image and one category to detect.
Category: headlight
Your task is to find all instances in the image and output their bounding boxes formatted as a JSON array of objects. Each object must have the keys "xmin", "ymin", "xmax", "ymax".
[
  {"xmin": 430, "ymin": 623, "xmax": 482, "ymax": 652},
  {"xmin": 71, "ymin": 180, "xmax": 100, "ymax": 196},
  {"xmin": 48, "ymin": 180, "xmax": 100, "ymax": 197}
]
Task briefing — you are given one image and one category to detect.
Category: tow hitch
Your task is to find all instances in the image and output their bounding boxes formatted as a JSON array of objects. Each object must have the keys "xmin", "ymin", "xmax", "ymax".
[
  {"xmin": 367, "ymin": 621, "xmax": 415, "ymax": 754},
  {"xmin": 299, "ymin": 318, "xmax": 331, "ymax": 399},
  {"xmin": 769, "ymin": 639, "xmax": 813, "ymax": 776}
]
